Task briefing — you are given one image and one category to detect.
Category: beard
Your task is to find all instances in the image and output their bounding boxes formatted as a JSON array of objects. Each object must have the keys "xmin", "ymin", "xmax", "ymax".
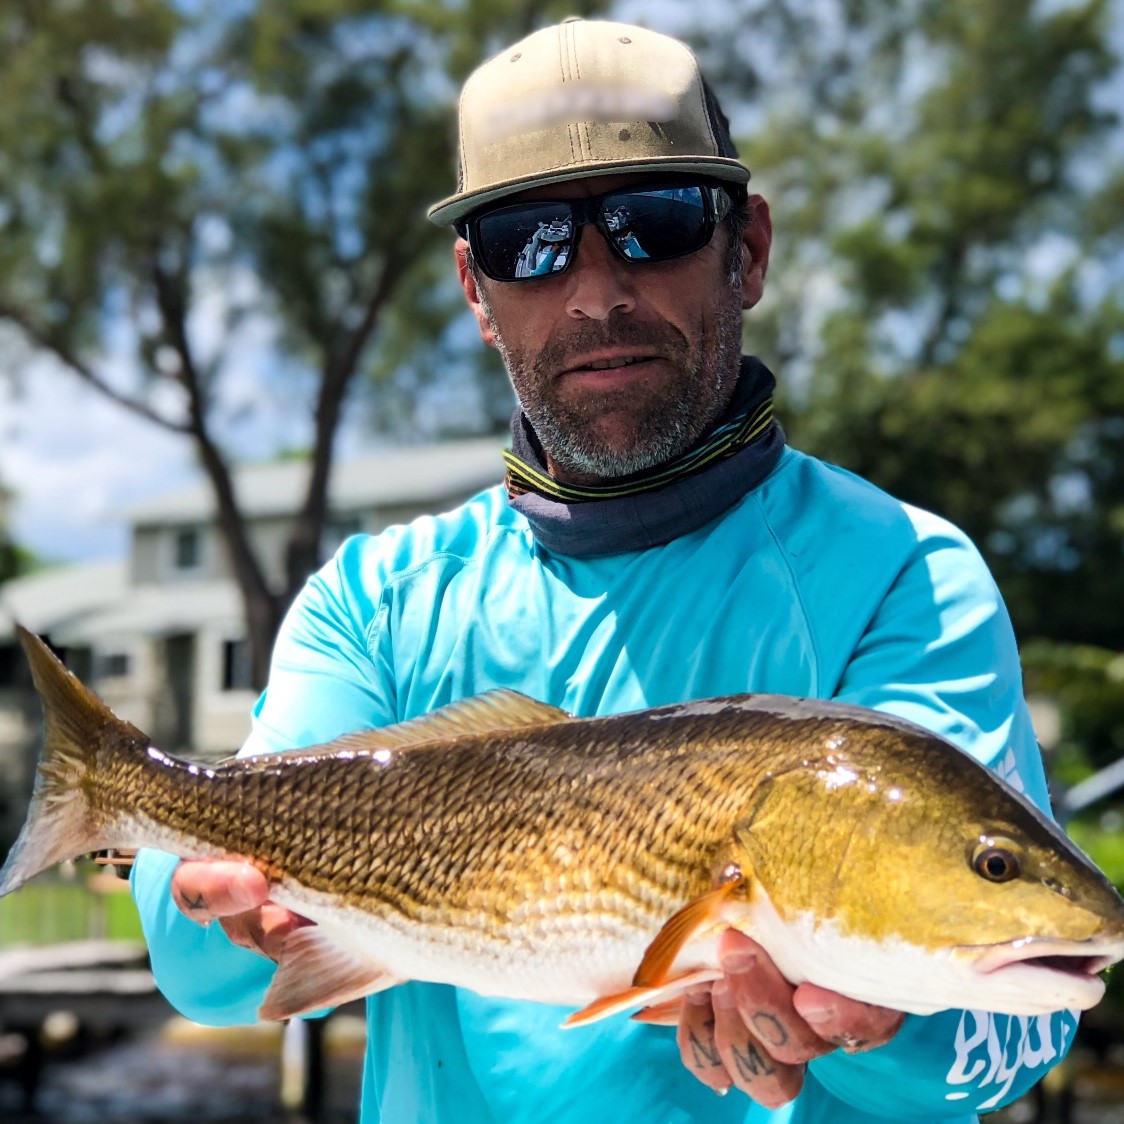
[{"xmin": 484, "ymin": 288, "xmax": 746, "ymax": 482}]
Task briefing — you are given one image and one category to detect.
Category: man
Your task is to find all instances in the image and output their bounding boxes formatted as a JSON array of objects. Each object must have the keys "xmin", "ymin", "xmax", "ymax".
[{"xmin": 132, "ymin": 18, "xmax": 1077, "ymax": 1122}]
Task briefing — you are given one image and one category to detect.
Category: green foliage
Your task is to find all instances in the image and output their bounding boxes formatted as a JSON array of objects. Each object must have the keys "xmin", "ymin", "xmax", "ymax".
[
  {"xmin": 0, "ymin": 870, "xmax": 144, "ymax": 946},
  {"xmin": 1024, "ymin": 641, "xmax": 1124, "ymax": 776},
  {"xmin": 685, "ymin": 0, "xmax": 1123, "ymax": 652},
  {"xmin": 0, "ymin": 539, "xmax": 36, "ymax": 586},
  {"xmin": 0, "ymin": 0, "xmax": 611, "ymax": 678}
]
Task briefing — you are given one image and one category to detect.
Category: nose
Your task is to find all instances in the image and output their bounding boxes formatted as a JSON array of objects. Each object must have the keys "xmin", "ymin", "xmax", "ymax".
[{"xmin": 564, "ymin": 229, "xmax": 636, "ymax": 321}]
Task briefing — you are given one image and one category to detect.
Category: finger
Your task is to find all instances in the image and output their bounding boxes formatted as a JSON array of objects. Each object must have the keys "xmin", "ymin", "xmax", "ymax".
[
  {"xmin": 172, "ymin": 860, "xmax": 270, "ymax": 922},
  {"xmin": 792, "ymin": 984, "xmax": 906, "ymax": 1053},
  {"xmin": 676, "ymin": 988, "xmax": 732, "ymax": 1095},
  {"xmin": 220, "ymin": 903, "xmax": 313, "ymax": 961},
  {"xmin": 712, "ymin": 979, "xmax": 804, "ymax": 1108},
  {"xmin": 718, "ymin": 931, "xmax": 833, "ymax": 1065}
]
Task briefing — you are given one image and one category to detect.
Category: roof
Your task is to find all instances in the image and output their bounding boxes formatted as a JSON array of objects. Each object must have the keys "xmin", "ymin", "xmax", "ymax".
[
  {"xmin": 122, "ymin": 438, "xmax": 506, "ymax": 525},
  {"xmin": 0, "ymin": 562, "xmax": 243, "ymax": 646},
  {"xmin": 50, "ymin": 580, "xmax": 244, "ymax": 646},
  {"xmin": 0, "ymin": 560, "xmax": 128, "ymax": 642}
]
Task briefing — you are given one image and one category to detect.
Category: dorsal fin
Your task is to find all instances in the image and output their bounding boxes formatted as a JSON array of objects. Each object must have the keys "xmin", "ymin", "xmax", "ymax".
[{"xmin": 223, "ymin": 690, "xmax": 572, "ymax": 770}]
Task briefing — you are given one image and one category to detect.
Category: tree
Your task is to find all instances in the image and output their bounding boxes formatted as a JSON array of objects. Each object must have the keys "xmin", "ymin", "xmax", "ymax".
[
  {"xmin": 0, "ymin": 0, "xmax": 604, "ymax": 686},
  {"xmin": 0, "ymin": 482, "xmax": 31, "ymax": 586},
  {"xmin": 679, "ymin": 0, "xmax": 1123, "ymax": 650}
]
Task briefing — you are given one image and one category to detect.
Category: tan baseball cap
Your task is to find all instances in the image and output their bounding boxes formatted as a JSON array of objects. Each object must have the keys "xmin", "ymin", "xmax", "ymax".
[{"xmin": 427, "ymin": 17, "xmax": 750, "ymax": 226}]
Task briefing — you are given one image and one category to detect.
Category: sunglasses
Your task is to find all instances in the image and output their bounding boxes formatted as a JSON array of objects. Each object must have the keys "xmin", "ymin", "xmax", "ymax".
[{"xmin": 459, "ymin": 182, "xmax": 734, "ymax": 283}]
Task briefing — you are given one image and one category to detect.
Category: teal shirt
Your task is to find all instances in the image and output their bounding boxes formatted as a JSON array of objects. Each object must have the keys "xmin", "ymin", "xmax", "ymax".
[{"xmin": 132, "ymin": 447, "xmax": 1078, "ymax": 1122}]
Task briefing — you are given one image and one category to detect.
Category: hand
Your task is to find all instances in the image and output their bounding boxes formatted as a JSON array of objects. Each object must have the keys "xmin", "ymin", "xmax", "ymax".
[
  {"xmin": 171, "ymin": 859, "xmax": 312, "ymax": 961},
  {"xmin": 677, "ymin": 931, "xmax": 905, "ymax": 1106}
]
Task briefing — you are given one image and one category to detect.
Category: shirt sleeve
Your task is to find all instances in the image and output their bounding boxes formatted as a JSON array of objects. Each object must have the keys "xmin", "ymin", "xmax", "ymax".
[
  {"xmin": 806, "ymin": 516, "xmax": 1079, "ymax": 1116},
  {"xmin": 131, "ymin": 535, "xmax": 396, "ymax": 1026}
]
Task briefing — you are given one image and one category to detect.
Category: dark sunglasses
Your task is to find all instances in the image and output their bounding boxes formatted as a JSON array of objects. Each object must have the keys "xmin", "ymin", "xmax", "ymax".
[{"xmin": 459, "ymin": 182, "xmax": 734, "ymax": 283}]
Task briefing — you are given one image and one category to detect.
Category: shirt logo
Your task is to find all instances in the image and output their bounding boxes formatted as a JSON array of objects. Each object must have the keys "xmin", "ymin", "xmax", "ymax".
[{"xmin": 945, "ymin": 1008, "xmax": 1078, "ymax": 1110}]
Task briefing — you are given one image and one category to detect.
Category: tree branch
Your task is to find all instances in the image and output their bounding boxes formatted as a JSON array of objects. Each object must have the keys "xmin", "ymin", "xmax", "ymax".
[
  {"xmin": 0, "ymin": 300, "xmax": 192, "ymax": 434},
  {"xmin": 284, "ymin": 234, "xmax": 409, "ymax": 594},
  {"xmin": 151, "ymin": 253, "xmax": 282, "ymax": 686}
]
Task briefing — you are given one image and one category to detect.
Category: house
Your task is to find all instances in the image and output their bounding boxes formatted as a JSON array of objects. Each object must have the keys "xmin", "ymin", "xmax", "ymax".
[{"xmin": 0, "ymin": 440, "xmax": 504, "ymax": 844}]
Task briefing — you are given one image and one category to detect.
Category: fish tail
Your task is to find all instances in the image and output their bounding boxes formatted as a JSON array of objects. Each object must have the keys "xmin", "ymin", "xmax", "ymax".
[{"xmin": 0, "ymin": 627, "xmax": 142, "ymax": 896}]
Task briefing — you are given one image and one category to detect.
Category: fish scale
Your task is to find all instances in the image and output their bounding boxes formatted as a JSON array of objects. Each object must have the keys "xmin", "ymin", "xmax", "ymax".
[{"xmin": 3, "ymin": 625, "xmax": 1124, "ymax": 1025}]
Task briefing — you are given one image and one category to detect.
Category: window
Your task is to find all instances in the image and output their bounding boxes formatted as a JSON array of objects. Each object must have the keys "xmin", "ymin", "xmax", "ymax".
[
  {"xmin": 172, "ymin": 527, "xmax": 202, "ymax": 572},
  {"xmin": 222, "ymin": 638, "xmax": 253, "ymax": 691},
  {"xmin": 0, "ymin": 643, "xmax": 19, "ymax": 687},
  {"xmin": 96, "ymin": 651, "xmax": 131, "ymax": 679}
]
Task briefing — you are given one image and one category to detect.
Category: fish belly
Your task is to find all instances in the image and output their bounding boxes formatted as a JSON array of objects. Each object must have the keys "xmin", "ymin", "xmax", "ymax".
[{"xmin": 269, "ymin": 878, "xmax": 660, "ymax": 1007}]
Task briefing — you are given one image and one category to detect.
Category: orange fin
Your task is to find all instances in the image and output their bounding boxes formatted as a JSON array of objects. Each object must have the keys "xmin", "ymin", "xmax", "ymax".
[
  {"xmin": 631, "ymin": 998, "xmax": 684, "ymax": 1026},
  {"xmin": 258, "ymin": 927, "xmax": 400, "ymax": 1022},
  {"xmin": 633, "ymin": 879, "xmax": 747, "ymax": 988},
  {"xmin": 561, "ymin": 967, "xmax": 720, "ymax": 1029}
]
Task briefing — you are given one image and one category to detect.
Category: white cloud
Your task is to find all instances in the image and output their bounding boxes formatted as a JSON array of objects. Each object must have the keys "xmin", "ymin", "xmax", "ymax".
[{"xmin": 0, "ymin": 358, "xmax": 195, "ymax": 562}]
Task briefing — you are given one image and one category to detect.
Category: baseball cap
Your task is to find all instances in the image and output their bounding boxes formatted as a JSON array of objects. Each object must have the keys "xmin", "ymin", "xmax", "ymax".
[{"xmin": 427, "ymin": 17, "xmax": 750, "ymax": 226}]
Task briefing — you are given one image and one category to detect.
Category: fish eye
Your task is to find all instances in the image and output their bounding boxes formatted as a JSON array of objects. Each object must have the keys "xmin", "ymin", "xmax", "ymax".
[{"xmin": 972, "ymin": 840, "xmax": 1021, "ymax": 883}]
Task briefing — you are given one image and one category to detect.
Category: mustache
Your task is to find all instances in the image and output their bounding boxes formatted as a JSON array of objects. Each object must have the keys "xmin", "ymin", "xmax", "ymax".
[{"xmin": 535, "ymin": 318, "xmax": 689, "ymax": 375}]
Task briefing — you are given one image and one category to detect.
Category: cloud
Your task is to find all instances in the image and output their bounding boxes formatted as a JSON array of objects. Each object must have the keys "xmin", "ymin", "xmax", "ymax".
[{"xmin": 0, "ymin": 361, "xmax": 194, "ymax": 562}]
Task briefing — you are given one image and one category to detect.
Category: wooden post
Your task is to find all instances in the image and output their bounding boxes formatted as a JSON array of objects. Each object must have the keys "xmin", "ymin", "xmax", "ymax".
[{"xmin": 280, "ymin": 1017, "xmax": 326, "ymax": 1118}]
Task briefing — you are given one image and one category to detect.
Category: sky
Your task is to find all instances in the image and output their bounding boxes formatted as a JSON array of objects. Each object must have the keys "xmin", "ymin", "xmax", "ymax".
[{"xmin": 0, "ymin": 363, "xmax": 195, "ymax": 562}]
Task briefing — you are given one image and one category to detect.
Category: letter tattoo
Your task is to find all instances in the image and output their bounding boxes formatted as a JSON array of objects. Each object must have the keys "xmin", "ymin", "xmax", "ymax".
[
  {"xmin": 180, "ymin": 890, "xmax": 208, "ymax": 913},
  {"xmin": 730, "ymin": 1040, "xmax": 776, "ymax": 1080},
  {"xmin": 689, "ymin": 1020, "xmax": 723, "ymax": 1068},
  {"xmin": 751, "ymin": 1012, "xmax": 789, "ymax": 1048}
]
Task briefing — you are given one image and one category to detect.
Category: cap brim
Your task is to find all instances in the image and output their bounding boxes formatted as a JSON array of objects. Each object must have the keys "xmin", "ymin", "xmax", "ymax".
[{"xmin": 427, "ymin": 157, "xmax": 750, "ymax": 226}]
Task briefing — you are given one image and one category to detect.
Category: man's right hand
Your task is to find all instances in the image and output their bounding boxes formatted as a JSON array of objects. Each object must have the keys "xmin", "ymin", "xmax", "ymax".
[{"xmin": 171, "ymin": 859, "xmax": 312, "ymax": 961}]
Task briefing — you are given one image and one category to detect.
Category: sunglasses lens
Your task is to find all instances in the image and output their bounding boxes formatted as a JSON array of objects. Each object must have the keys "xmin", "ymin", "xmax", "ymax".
[
  {"xmin": 475, "ymin": 203, "xmax": 577, "ymax": 280},
  {"xmin": 470, "ymin": 184, "xmax": 719, "ymax": 281},
  {"xmin": 602, "ymin": 186, "xmax": 711, "ymax": 261}
]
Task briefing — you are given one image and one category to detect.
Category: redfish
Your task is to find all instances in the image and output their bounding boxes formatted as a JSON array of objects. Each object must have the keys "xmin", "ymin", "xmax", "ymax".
[{"xmin": 2, "ymin": 626, "xmax": 1122, "ymax": 1026}]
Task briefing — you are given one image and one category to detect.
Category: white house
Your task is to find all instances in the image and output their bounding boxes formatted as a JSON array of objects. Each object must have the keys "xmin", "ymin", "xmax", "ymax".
[{"xmin": 0, "ymin": 440, "xmax": 504, "ymax": 842}]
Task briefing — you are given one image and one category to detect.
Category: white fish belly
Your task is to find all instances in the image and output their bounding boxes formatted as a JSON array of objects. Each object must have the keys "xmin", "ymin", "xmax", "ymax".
[{"xmin": 270, "ymin": 879, "xmax": 659, "ymax": 1007}]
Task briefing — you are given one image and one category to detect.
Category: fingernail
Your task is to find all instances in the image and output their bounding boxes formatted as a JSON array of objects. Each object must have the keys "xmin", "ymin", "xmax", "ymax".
[
  {"xmin": 712, "ymin": 980, "xmax": 736, "ymax": 1009},
  {"xmin": 687, "ymin": 988, "xmax": 712, "ymax": 1005},
  {"xmin": 799, "ymin": 1004, "xmax": 834, "ymax": 1024},
  {"xmin": 723, "ymin": 951, "xmax": 757, "ymax": 973},
  {"xmin": 230, "ymin": 887, "xmax": 258, "ymax": 912}
]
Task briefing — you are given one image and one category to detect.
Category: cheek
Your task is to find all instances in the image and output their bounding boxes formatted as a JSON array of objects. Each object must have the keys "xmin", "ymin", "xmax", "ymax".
[{"xmin": 487, "ymin": 296, "xmax": 558, "ymax": 359}]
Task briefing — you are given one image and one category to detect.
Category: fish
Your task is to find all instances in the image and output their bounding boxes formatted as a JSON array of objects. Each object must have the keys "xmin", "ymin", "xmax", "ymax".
[{"xmin": 2, "ymin": 625, "xmax": 1123, "ymax": 1028}]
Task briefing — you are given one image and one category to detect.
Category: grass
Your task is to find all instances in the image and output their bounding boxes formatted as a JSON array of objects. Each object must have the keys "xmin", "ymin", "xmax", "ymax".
[{"xmin": 0, "ymin": 864, "xmax": 144, "ymax": 947}]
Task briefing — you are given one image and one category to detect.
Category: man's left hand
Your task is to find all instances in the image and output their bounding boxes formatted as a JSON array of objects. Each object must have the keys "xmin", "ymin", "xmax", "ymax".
[{"xmin": 676, "ymin": 930, "xmax": 905, "ymax": 1106}]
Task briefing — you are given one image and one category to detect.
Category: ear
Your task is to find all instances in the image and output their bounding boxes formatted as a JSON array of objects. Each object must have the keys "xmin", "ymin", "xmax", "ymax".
[
  {"xmin": 738, "ymin": 195, "xmax": 772, "ymax": 311},
  {"xmin": 456, "ymin": 238, "xmax": 498, "ymax": 348}
]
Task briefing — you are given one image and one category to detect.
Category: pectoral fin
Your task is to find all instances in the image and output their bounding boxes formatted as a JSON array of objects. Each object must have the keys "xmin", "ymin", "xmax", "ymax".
[
  {"xmin": 258, "ymin": 927, "xmax": 400, "ymax": 1022},
  {"xmin": 562, "ymin": 877, "xmax": 752, "ymax": 1030},
  {"xmin": 561, "ymin": 968, "xmax": 720, "ymax": 1029},
  {"xmin": 633, "ymin": 878, "xmax": 749, "ymax": 988},
  {"xmin": 630, "ymin": 998, "xmax": 685, "ymax": 1026}
]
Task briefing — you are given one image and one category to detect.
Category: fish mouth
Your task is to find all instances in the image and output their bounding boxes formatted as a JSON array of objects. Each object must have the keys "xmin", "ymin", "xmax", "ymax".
[{"xmin": 972, "ymin": 938, "xmax": 1122, "ymax": 984}]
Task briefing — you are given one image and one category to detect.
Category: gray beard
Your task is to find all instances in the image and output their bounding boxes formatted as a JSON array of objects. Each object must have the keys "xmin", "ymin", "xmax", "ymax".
[{"xmin": 484, "ymin": 289, "xmax": 746, "ymax": 480}]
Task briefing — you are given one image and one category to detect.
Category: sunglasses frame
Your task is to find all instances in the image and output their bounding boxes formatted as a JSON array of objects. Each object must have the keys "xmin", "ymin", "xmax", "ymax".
[{"xmin": 458, "ymin": 181, "xmax": 735, "ymax": 284}]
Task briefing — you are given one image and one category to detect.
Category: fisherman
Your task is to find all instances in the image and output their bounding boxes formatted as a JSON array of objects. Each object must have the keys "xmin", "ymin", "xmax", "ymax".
[{"xmin": 131, "ymin": 18, "xmax": 1079, "ymax": 1122}]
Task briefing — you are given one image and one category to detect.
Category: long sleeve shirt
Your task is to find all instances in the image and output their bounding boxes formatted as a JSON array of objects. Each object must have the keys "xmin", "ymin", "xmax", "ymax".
[{"xmin": 132, "ymin": 446, "xmax": 1077, "ymax": 1123}]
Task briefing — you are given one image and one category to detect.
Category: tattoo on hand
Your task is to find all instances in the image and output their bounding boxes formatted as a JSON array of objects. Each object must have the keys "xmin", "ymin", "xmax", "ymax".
[
  {"xmin": 751, "ymin": 1012, "xmax": 788, "ymax": 1048},
  {"xmin": 730, "ymin": 1040, "xmax": 776, "ymax": 1080},
  {"xmin": 689, "ymin": 1022, "xmax": 722, "ymax": 1068}
]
